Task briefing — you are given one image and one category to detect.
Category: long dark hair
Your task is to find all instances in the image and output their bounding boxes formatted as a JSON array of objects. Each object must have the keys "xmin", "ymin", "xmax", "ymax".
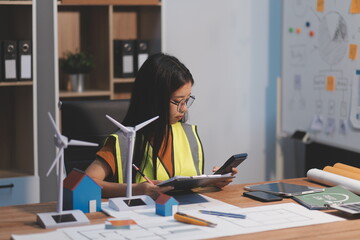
[{"xmin": 122, "ymin": 53, "xmax": 194, "ymax": 178}]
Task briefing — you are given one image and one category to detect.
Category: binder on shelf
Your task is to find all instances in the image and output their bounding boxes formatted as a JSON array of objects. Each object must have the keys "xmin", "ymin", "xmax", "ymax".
[
  {"xmin": 136, "ymin": 40, "xmax": 150, "ymax": 71},
  {"xmin": 2, "ymin": 40, "xmax": 17, "ymax": 81},
  {"xmin": 114, "ymin": 40, "xmax": 135, "ymax": 78},
  {"xmin": 17, "ymin": 40, "xmax": 32, "ymax": 81}
]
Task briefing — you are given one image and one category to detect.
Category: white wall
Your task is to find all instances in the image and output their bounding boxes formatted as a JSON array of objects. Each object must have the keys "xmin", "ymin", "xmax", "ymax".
[{"xmin": 163, "ymin": 0, "xmax": 280, "ymax": 183}]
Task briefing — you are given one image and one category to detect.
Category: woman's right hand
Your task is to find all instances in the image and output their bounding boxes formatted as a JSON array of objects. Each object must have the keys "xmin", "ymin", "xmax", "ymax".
[{"xmin": 133, "ymin": 181, "xmax": 174, "ymax": 199}]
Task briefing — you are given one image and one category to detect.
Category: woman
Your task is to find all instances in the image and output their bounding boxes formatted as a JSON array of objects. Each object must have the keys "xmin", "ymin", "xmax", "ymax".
[{"xmin": 86, "ymin": 53, "xmax": 237, "ymax": 199}]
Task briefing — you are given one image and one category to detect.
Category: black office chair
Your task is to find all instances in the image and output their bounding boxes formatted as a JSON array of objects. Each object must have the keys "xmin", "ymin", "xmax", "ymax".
[{"xmin": 60, "ymin": 99, "xmax": 130, "ymax": 174}]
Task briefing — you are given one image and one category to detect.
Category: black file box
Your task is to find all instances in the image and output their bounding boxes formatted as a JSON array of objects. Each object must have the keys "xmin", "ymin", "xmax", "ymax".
[
  {"xmin": 114, "ymin": 40, "xmax": 135, "ymax": 78},
  {"xmin": 2, "ymin": 40, "xmax": 17, "ymax": 81},
  {"xmin": 17, "ymin": 40, "xmax": 32, "ymax": 81},
  {"xmin": 135, "ymin": 40, "xmax": 150, "ymax": 71}
]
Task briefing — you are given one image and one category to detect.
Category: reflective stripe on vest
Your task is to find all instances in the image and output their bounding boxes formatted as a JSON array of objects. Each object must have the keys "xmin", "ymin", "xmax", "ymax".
[{"xmin": 137, "ymin": 122, "xmax": 204, "ymax": 182}]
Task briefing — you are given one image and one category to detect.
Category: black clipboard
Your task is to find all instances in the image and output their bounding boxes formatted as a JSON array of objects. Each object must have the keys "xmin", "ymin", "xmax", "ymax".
[{"xmin": 157, "ymin": 174, "xmax": 235, "ymax": 191}]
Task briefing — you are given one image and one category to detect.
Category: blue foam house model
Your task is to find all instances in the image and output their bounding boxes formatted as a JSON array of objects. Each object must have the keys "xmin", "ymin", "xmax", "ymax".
[
  {"xmin": 155, "ymin": 193, "xmax": 179, "ymax": 216},
  {"xmin": 63, "ymin": 168, "xmax": 102, "ymax": 213}
]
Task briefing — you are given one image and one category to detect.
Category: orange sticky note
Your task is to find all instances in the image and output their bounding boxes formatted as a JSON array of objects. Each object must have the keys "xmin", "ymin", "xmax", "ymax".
[
  {"xmin": 350, "ymin": 0, "xmax": 360, "ymax": 14},
  {"xmin": 349, "ymin": 44, "xmax": 358, "ymax": 60},
  {"xmin": 326, "ymin": 76, "xmax": 335, "ymax": 91},
  {"xmin": 317, "ymin": 0, "xmax": 324, "ymax": 12}
]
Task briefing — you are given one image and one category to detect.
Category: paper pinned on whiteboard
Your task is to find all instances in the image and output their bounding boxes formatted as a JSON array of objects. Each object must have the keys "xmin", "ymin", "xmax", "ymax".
[{"xmin": 310, "ymin": 115, "xmax": 324, "ymax": 132}]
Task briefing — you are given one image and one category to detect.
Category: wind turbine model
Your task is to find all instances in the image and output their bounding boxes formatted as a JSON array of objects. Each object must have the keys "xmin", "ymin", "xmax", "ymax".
[
  {"xmin": 106, "ymin": 115, "xmax": 159, "ymax": 211},
  {"xmin": 37, "ymin": 112, "xmax": 98, "ymax": 229}
]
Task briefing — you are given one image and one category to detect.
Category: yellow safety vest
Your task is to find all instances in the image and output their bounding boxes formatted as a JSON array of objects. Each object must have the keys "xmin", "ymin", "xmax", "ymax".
[{"xmin": 109, "ymin": 122, "xmax": 204, "ymax": 183}]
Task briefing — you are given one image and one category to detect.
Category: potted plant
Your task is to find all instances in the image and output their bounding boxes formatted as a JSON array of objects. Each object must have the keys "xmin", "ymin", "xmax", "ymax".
[{"xmin": 60, "ymin": 51, "xmax": 95, "ymax": 92}]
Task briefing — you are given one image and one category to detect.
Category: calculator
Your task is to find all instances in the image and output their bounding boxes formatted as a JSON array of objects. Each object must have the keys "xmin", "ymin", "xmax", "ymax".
[{"xmin": 329, "ymin": 202, "xmax": 360, "ymax": 214}]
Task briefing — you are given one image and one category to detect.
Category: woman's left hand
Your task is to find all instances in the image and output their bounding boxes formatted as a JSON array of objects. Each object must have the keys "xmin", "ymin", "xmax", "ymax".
[{"xmin": 212, "ymin": 167, "xmax": 238, "ymax": 188}]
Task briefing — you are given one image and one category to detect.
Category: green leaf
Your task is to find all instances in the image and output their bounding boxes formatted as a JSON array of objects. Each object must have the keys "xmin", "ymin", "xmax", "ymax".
[{"xmin": 60, "ymin": 50, "xmax": 95, "ymax": 74}]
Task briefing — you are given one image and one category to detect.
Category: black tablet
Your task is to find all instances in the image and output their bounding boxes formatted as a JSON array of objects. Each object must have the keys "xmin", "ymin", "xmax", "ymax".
[
  {"xmin": 243, "ymin": 191, "xmax": 283, "ymax": 202},
  {"xmin": 244, "ymin": 182, "xmax": 324, "ymax": 197},
  {"xmin": 157, "ymin": 175, "xmax": 235, "ymax": 191}
]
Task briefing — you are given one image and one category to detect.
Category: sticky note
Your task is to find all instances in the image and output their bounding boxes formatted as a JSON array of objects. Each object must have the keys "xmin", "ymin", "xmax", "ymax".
[
  {"xmin": 350, "ymin": 0, "xmax": 360, "ymax": 14},
  {"xmin": 326, "ymin": 76, "xmax": 335, "ymax": 91},
  {"xmin": 317, "ymin": 0, "xmax": 324, "ymax": 12},
  {"xmin": 348, "ymin": 44, "xmax": 358, "ymax": 60}
]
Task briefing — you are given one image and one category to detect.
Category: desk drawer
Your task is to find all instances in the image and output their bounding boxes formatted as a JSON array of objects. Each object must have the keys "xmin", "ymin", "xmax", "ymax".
[{"xmin": 0, "ymin": 176, "xmax": 39, "ymax": 206}]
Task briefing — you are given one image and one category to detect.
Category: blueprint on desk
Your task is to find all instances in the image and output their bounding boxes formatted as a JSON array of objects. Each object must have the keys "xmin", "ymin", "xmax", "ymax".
[{"xmin": 12, "ymin": 195, "xmax": 344, "ymax": 240}]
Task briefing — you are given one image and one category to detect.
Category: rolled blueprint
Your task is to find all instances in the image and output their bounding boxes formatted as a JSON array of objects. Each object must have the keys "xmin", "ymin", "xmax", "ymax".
[
  {"xmin": 307, "ymin": 168, "xmax": 360, "ymax": 195},
  {"xmin": 333, "ymin": 163, "xmax": 360, "ymax": 174},
  {"xmin": 323, "ymin": 166, "xmax": 360, "ymax": 181}
]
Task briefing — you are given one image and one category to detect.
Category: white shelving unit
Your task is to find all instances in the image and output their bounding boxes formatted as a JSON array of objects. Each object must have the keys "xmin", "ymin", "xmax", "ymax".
[{"xmin": 0, "ymin": 1, "xmax": 39, "ymax": 206}]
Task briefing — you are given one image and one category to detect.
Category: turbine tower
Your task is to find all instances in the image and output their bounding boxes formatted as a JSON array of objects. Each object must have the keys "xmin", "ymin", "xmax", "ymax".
[
  {"xmin": 105, "ymin": 115, "xmax": 159, "ymax": 211},
  {"xmin": 37, "ymin": 112, "xmax": 98, "ymax": 228}
]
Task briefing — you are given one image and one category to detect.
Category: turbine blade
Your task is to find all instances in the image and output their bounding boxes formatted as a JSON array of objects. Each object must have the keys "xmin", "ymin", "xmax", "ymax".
[
  {"xmin": 106, "ymin": 115, "xmax": 130, "ymax": 133},
  {"xmin": 46, "ymin": 150, "xmax": 62, "ymax": 177},
  {"xmin": 135, "ymin": 116, "xmax": 159, "ymax": 131},
  {"xmin": 68, "ymin": 139, "xmax": 98, "ymax": 147},
  {"xmin": 48, "ymin": 112, "xmax": 61, "ymax": 139}
]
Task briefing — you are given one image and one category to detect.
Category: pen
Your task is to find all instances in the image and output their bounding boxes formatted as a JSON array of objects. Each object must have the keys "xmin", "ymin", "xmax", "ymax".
[
  {"xmin": 174, "ymin": 212, "xmax": 217, "ymax": 227},
  {"xmin": 132, "ymin": 164, "xmax": 155, "ymax": 185},
  {"xmin": 199, "ymin": 210, "xmax": 246, "ymax": 219}
]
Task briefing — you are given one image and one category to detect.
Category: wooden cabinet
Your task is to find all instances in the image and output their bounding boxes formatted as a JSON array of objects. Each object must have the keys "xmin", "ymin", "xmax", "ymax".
[
  {"xmin": 0, "ymin": 0, "xmax": 161, "ymax": 205},
  {"xmin": 0, "ymin": 1, "xmax": 39, "ymax": 206},
  {"xmin": 57, "ymin": 0, "xmax": 161, "ymax": 100}
]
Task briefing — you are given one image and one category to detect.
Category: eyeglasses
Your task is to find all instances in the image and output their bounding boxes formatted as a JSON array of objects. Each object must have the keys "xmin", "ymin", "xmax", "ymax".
[{"xmin": 170, "ymin": 95, "xmax": 195, "ymax": 112}]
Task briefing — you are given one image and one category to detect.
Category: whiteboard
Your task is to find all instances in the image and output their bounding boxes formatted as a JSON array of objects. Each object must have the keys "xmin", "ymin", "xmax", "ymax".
[{"xmin": 281, "ymin": 0, "xmax": 360, "ymax": 152}]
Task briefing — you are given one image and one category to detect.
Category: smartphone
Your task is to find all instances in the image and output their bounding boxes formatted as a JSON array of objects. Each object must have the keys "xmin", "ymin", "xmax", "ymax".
[
  {"xmin": 243, "ymin": 191, "xmax": 283, "ymax": 202},
  {"xmin": 213, "ymin": 153, "xmax": 248, "ymax": 175}
]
